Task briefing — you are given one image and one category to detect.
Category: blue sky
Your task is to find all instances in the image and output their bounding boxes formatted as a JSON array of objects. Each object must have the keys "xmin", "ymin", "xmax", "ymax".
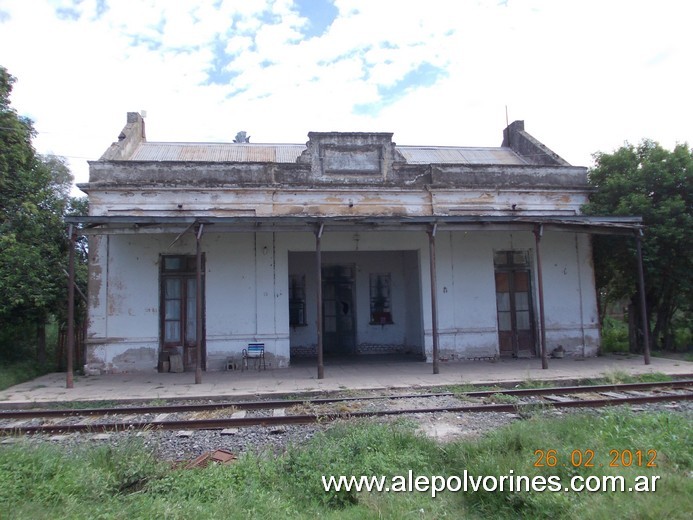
[{"xmin": 0, "ymin": 0, "xmax": 691, "ymax": 188}]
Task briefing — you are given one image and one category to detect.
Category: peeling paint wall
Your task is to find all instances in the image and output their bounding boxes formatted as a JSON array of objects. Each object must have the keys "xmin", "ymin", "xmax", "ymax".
[
  {"xmin": 85, "ymin": 229, "xmax": 600, "ymax": 371},
  {"xmin": 84, "ymin": 183, "xmax": 587, "ymax": 219},
  {"xmin": 420, "ymin": 230, "xmax": 600, "ymax": 361},
  {"xmin": 84, "ymin": 128, "xmax": 589, "ymax": 221},
  {"xmin": 82, "ymin": 121, "xmax": 602, "ymax": 372},
  {"xmin": 85, "ymin": 231, "xmax": 291, "ymax": 373}
]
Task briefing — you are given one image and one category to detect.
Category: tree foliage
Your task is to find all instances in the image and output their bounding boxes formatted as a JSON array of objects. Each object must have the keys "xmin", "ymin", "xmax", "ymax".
[
  {"xmin": 0, "ymin": 66, "xmax": 85, "ymax": 362},
  {"xmin": 583, "ymin": 140, "xmax": 692, "ymax": 350}
]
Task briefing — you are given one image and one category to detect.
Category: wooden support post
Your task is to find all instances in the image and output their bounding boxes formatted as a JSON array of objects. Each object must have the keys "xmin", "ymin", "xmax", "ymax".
[
  {"xmin": 635, "ymin": 231, "xmax": 651, "ymax": 365},
  {"xmin": 195, "ymin": 223, "xmax": 204, "ymax": 384},
  {"xmin": 428, "ymin": 224, "xmax": 440, "ymax": 374},
  {"xmin": 533, "ymin": 225, "xmax": 548, "ymax": 369},
  {"xmin": 66, "ymin": 225, "xmax": 76, "ymax": 389},
  {"xmin": 316, "ymin": 224, "xmax": 324, "ymax": 379}
]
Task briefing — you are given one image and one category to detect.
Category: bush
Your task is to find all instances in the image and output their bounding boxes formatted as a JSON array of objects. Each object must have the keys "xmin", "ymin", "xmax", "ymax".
[
  {"xmin": 600, "ymin": 317, "xmax": 629, "ymax": 353},
  {"xmin": 0, "ymin": 317, "xmax": 60, "ymax": 390},
  {"xmin": 0, "ymin": 361, "xmax": 48, "ymax": 391},
  {"xmin": 674, "ymin": 325, "xmax": 693, "ymax": 352}
]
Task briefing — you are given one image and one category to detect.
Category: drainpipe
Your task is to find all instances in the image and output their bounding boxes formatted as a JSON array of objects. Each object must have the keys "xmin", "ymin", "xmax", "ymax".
[
  {"xmin": 634, "ymin": 230, "xmax": 651, "ymax": 365},
  {"xmin": 315, "ymin": 223, "xmax": 324, "ymax": 379},
  {"xmin": 195, "ymin": 223, "xmax": 204, "ymax": 384},
  {"xmin": 66, "ymin": 225, "xmax": 76, "ymax": 389},
  {"xmin": 428, "ymin": 224, "xmax": 439, "ymax": 374},
  {"xmin": 533, "ymin": 225, "xmax": 548, "ymax": 369}
]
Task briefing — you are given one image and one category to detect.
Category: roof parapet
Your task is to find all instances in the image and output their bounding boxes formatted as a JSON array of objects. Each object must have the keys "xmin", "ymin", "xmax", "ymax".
[
  {"xmin": 99, "ymin": 112, "xmax": 146, "ymax": 161},
  {"xmin": 502, "ymin": 120, "xmax": 571, "ymax": 167}
]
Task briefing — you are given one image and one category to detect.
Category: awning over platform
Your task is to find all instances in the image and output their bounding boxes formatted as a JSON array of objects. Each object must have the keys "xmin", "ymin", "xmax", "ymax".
[{"xmin": 65, "ymin": 214, "xmax": 643, "ymax": 236}]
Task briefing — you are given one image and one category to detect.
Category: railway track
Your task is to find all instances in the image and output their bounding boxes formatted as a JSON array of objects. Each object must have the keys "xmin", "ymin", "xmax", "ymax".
[{"xmin": 1, "ymin": 380, "xmax": 690, "ymax": 436}]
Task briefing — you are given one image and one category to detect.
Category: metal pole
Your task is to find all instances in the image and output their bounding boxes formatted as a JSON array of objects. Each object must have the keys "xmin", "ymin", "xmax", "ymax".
[
  {"xmin": 316, "ymin": 224, "xmax": 324, "ymax": 379},
  {"xmin": 428, "ymin": 224, "xmax": 439, "ymax": 374},
  {"xmin": 533, "ymin": 225, "xmax": 548, "ymax": 369},
  {"xmin": 66, "ymin": 225, "xmax": 75, "ymax": 389},
  {"xmin": 635, "ymin": 231, "xmax": 651, "ymax": 365},
  {"xmin": 195, "ymin": 224, "xmax": 204, "ymax": 384}
]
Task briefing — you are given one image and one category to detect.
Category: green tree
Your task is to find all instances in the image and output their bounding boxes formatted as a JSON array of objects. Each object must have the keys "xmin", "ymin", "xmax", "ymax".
[
  {"xmin": 0, "ymin": 66, "xmax": 83, "ymax": 364},
  {"xmin": 583, "ymin": 140, "xmax": 692, "ymax": 351}
]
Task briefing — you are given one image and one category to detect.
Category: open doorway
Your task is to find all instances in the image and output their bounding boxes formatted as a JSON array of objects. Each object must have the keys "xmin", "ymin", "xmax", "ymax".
[
  {"xmin": 322, "ymin": 265, "xmax": 356, "ymax": 355},
  {"xmin": 288, "ymin": 250, "xmax": 423, "ymax": 362}
]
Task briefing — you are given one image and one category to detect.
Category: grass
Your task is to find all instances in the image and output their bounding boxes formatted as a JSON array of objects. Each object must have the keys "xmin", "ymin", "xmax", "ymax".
[
  {"xmin": 0, "ymin": 318, "xmax": 63, "ymax": 392},
  {"xmin": 484, "ymin": 392, "xmax": 519, "ymax": 404},
  {"xmin": 516, "ymin": 378, "xmax": 556, "ymax": 389},
  {"xmin": 52, "ymin": 400, "xmax": 120, "ymax": 410},
  {"xmin": 0, "ymin": 361, "xmax": 52, "ymax": 392},
  {"xmin": 600, "ymin": 370, "xmax": 638, "ymax": 384},
  {"xmin": 1, "ymin": 408, "xmax": 690, "ymax": 519},
  {"xmin": 628, "ymin": 372, "xmax": 674, "ymax": 383},
  {"xmin": 442, "ymin": 384, "xmax": 504, "ymax": 396},
  {"xmin": 597, "ymin": 371, "xmax": 673, "ymax": 385}
]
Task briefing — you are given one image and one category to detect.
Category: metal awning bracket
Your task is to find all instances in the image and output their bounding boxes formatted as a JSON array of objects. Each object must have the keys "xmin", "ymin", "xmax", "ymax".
[{"xmin": 168, "ymin": 221, "xmax": 197, "ymax": 249}]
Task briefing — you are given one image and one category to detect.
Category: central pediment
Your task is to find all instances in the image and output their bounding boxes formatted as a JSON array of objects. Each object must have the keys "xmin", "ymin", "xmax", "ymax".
[{"xmin": 297, "ymin": 132, "xmax": 405, "ymax": 180}]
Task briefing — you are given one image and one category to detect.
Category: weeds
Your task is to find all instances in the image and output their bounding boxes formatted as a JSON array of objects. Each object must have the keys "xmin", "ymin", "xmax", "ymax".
[
  {"xmin": 600, "ymin": 317, "xmax": 629, "ymax": 353},
  {"xmin": 484, "ymin": 393, "xmax": 519, "ymax": 404},
  {"xmin": 516, "ymin": 378, "xmax": 555, "ymax": 390},
  {"xmin": 52, "ymin": 400, "xmax": 119, "ymax": 410},
  {"xmin": 1, "ymin": 410, "xmax": 690, "ymax": 519},
  {"xmin": 0, "ymin": 361, "xmax": 52, "ymax": 391},
  {"xmin": 630, "ymin": 372, "xmax": 673, "ymax": 383},
  {"xmin": 443, "ymin": 384, "xmax": 503, "ymax": 396},
  {"xmin": 600, "ymin": 370, "xmax": 637, "ymax": 384}
]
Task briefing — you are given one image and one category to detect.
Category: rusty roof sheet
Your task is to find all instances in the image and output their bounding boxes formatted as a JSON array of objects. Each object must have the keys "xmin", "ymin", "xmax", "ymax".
[
  {"xmin": 396, "ymin": 146, "xmax": 526, "ymax": 165},
  {"xmin": 127, "ymin": 142, "xmax": 526, "ymax": 165},
  {"xmin": 129, "ymin": 142, "xmax": 306, "ymax": 163}
]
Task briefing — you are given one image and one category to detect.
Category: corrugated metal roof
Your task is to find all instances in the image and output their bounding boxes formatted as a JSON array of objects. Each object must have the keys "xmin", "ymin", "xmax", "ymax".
[
  {"xmin": 129, "ymin": 142, "xmax": 306, "ymax": 163},
  {"xmin": 397, "ymin": 146, "xmax": 526, "ymax": 165},
  {"xmin": 127, "ymin": 142, "xmax": 526, "ymax": 165}
]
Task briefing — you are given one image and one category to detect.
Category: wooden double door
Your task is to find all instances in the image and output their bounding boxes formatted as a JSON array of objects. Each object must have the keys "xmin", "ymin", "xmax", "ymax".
[
  {"xmin": 495, "ymin": 268, "xmax": 536, "ymax": 357},
  {"xmin": 160, "ymin": 255, "xmax": 205, "ymax": 371}
]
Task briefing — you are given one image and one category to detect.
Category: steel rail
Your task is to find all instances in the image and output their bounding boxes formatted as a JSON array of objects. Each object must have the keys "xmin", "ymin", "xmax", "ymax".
[
  {"xmin": 1, "ymin": 380, "xmax": 690, "ymax": 420},
  {"xmin": 2, "ymin": 391, "xmax": 690, "ymax": 436}
]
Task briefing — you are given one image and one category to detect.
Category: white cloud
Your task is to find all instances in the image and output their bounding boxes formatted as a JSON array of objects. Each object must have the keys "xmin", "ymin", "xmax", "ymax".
[{"xmin": 0, "ymin": 0, "xmax": 691, "ymax": 190}]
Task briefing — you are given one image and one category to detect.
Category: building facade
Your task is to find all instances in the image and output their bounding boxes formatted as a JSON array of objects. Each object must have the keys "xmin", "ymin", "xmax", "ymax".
[{"xmin": 71, "ymin": 114, "xmax": 640, "ymax": 374}]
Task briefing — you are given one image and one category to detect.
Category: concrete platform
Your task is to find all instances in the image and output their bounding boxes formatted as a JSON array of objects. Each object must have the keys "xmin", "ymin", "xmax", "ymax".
[{"xmin": 0, "ymin": 354, "xmax": 690, "ymax": 406}]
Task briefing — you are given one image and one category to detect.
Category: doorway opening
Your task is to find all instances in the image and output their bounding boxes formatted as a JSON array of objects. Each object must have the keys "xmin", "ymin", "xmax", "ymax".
[
  {"xmin": 288, "ymin": 250, "xmax": 424, "ymax": 362},
  {"xmin": 322, "ymin": 264, "xmax": 356, "ymax": 356}
]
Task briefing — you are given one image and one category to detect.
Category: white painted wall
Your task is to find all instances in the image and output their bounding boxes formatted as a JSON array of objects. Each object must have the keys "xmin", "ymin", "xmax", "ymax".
[
  {"xmin": 86, "ymin": 231, "xmax": 291, "ymax": 372},
  {"xmin": 420, "ymin": 230, "xmax": 600, "ymax": 361},
  {"xmin": 85, "ymin": 229, "xmax": 600, "ymax": 373}
]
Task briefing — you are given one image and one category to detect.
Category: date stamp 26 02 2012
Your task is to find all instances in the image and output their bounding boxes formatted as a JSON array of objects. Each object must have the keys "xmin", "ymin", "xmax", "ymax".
[{"xmin": 533, "ymin": 449, "xmax": 657, "ymax": 468}]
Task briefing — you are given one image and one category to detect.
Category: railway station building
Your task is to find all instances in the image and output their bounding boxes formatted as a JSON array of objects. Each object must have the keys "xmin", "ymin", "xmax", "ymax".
[{"xmin": 67, "ymin": 113, "xmax": 642, "ymax": 376}]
